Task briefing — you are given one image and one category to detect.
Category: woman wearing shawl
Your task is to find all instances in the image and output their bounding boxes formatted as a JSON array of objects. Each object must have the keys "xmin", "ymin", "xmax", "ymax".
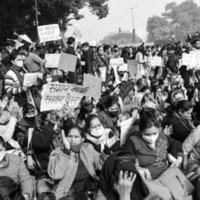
[
  {"xmin": 85, "ymin": 114, "xmax": 120, "ymax": 154},
  {"xmin": 122, "ymin": 112, "xmax": 193, "ymax": 200}
]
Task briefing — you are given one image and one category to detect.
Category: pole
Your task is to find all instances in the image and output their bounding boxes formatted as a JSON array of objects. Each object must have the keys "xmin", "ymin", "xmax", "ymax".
[
  {"xmin": 35, "ymin": 0, "xmax": 39, "ymax": 42},
  {"xmin": 130, "ymin": 8, "xmax": 135, "ymax": 43}
]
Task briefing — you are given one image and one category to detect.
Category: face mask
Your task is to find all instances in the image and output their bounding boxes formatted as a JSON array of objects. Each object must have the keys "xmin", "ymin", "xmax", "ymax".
[
  {"xmin": 15, "ymin": 60, "xmax": 24, "ymax": 68},
  {"xmin": 109, "ymin": 111, "xmax": 119, "ymax": 118},
  {"xmin": 142, "ymin": 134, "xmax": 159, "ymax": 146},
  {"xmin": 0, "ymin": 151, "xmax": 6, "ymax": 162},
  {"xmin": 90, "ymin": 126, "xmax": 105, "ymax": 138},
  {"xmin": 70, "ymin": 143, "xmax": 82, "ymax": 153}
]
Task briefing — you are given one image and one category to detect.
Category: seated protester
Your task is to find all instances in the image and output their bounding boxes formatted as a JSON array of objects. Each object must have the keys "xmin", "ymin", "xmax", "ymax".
[
  {"xmin": 14, "ymin": 104, "xmax": 37, "ymax": 152},
  {"xmin": 98, "ymin": 95, "xmax": 121, "ymax": 131},
  {"xmin": 76, "ymin": 101, "xmax": 95, "ymax": 129},
  {"xmin": 26, "ymin": 113, "xmax": 55, "ymax": 195},
  {"xmin": 4, "ymin": 50, "xmax": 28, "ymax": 107},
  {"xmin": 98, "ymin": 152, "xmax": 151, "ymax": 200},
  {"xmin": 0, "ymin": 136, "xmax": 34, "ymax": 200},
  {"xmin": 0, "ymin": 98, "xmax": 21, "ymax": 149},
  {"xmin": 122, "ymin": 112, "xmax": 193, "ymax": 200},
  {"xmin": 0, "ymin": 176, "xmax": 25, "ymax": 200},
  {"xmin": 85, "ymin": 114, "xmax": 120, "ymax": 153},
  {"xmin": 163, "ymin": 100, "xmax": 194, "ymax": 143},
  {"xmin": 48, "ymin": 126, "xmax": 106, "ymax": 200}
]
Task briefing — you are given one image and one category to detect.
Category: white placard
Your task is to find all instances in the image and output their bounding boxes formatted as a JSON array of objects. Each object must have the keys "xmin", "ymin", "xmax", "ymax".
[{"xmin": 38, "ymin": 24, "xmax": 61, "ymax": 43}]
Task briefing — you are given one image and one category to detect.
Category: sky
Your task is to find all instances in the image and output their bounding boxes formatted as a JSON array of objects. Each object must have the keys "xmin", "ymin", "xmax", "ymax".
[{"xmin": 67, "ymin": 0, "xmax": 200, "ymax": 42}]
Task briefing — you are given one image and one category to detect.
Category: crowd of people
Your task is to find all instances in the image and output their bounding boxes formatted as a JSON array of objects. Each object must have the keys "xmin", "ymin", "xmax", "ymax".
[{"xmin": 1, "ymin": 31, "xmax": 200, "ymax": 200}]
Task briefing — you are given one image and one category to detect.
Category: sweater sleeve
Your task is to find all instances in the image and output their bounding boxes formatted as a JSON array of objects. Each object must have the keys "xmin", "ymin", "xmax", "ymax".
[
  {"xmin": 167, "ymin": 135, "xmax": 183, "ymax": 158},
  {"xmin": 0, "ymin": 117, "xmax": 17, "ymax": 142},
  {"xmin": 18, "ymin": 158, "xmax": 34, "ymax": 198},
  {"xmin": 48, "ymin": 149, "xmax": 70, "ymax": 180},
  {"xmin": 182, "ymin": 125, "xmax": 200, "ymax": 156}
]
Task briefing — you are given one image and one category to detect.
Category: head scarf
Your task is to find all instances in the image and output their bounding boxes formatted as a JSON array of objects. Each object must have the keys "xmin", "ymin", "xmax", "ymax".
[{"xmin": 99, "ymin": 152, "xmax": 149, "ymax": 200}]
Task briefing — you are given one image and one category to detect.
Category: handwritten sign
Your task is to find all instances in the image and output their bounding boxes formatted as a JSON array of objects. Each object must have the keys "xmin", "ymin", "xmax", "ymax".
[
  {"xmin": 83, "ymin": 74, "xmax": 102, "ymax": 100},
  {"xmin": 58, "ymin": 53, "xmax": 77, "ymax": 73},
  {"xmin": 40, "ymin": 83, "xmax": 91, "ymax": 112},
  {"xmin": 45, "ymin": 54, "xmax": 60, "ymax": 68},
  {"xmin": 110, "ymin": 58, "xmax": 124, "ymax": 85},
  {"xmin": 23, "ymin": 73, "xmax": 38, "ymax": 87},
  {"xmin": 127, "ymin": 60, "xmax": 138, "ymax": 78},
  {"xmin": 38, "ymin": 24, "xmax": 61, "ymax": 43}
]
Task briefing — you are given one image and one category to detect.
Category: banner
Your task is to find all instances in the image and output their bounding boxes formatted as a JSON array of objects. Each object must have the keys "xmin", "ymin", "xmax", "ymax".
[
  {"xmin": 83, "ymin": 74, "xmax": 102, "ymax": 100},
  {"xmin": 45, "ymin": 54, "xmax": 60, "ymax": 68},
  {"xmin": 38, "ymin": 24, "xmax": 61, "ymax": 43},
  {"xmin": 58, "ymin": 53, "xmax": 77, "ymax": 72},
  {"xmin": 40, "ymin": 83, "xmax": 90, "ymax": 112},
  {"xmin": 23, "ymin": 73, "xmax": 38, "ymax": 87}
]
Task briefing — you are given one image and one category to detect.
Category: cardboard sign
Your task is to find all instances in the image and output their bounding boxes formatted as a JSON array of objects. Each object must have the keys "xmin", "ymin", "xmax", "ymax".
[
  {"xmin": 45, "ymin": 54, "xmax": 60, "ymax": 68},
  {"xmin": 40, "ymin": 83, "xmax": 91, "ymax": 112},
  {"xmin": 23, "ymin": 73, "xmax": 38, "ymax": 87},
  {"xmin": 58, "ymin": 53, "xmax": 77, "ymax": 72},
  {"xmin": 120, "ymin": 118, "xmax": 133, "ymax": 145},
  {"xmin": 38, "ymin": 24, "xmax": 61, "ymax": 43},
  {"xmin": 150, "ymin": 56, "xmax": 162, "ymax": 67},
  {"xmin": 83, "ymin": 74, "xmax": 102, "ymax": 100},
  {"xmin": 110, "ymin": 58, "xmax": 124, "ymax": 85},
  {"xmin": 127, "ymin": 60, "xmax": 138, "ymax": 78}
]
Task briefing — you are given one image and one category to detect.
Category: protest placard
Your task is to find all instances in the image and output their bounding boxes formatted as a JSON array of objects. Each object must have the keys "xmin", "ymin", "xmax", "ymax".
[
  {"xmin": 40, "ymin": 83, "xmax": 91, "ymax": 112},
  {"xmin": 45, "ymin": 54, "xmax": 60, "ymax": 68},
  {"xmin": 38, "ymin": 24, "xmax": 61, "ymax": 43},
  {"xmin": 127, "ymin": 60, "xmax": 138, "ymax": 78},
  {"xmin": 23, "ymin": 73, "xmax": 38, "ymax": 87},
  {"xmin": 110, "ymin": 58, "xmax": 124, "ymax": 85},
  {"xmin": 150, "ymin": 56, "xmax": 162, "ymax": 67},
  {"xmin": 120, "ymin": 118, "xmax": 133, "ymax": 146},
  {"xmin": 83, "ymin": 74, "xmax": 102, "ymax": 100},
  {"xmin": 58, "ymin": 53, "xmax": 77, "ymax": 72},
  {"xmin": 182, "ymin": 52, "xmax": 197, "ymax": 69}
]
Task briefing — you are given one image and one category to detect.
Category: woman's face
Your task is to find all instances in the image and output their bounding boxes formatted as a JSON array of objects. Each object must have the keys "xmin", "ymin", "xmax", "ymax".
[
  {"xmin": 108, "ymin": 103, "xmax": 120, "ymax": 117},
  {"xmin": 98, "ymin": 47, "xmax": 104, "ymax": 56},
  {"xmin": 142, "ymin": 126, "xmax": 159, "ymax": 145},
  {"xmin": 183, "ymin": 108, "xmax": 193, "ymax": 120},
  {"xmin": 67, "ymin": 128, "xmax": 84, "ymax": 146},
  {"xmin": 12, "ymin": 55, "xmax": 24, "ymax": 68},
  {"xmin": 90, "ymin": 117, "xmax": 102, "ymax": 131}
]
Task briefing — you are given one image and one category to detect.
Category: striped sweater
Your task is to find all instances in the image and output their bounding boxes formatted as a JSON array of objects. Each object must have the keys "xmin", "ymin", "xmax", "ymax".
[{"xmin": 4, "ymin": 68, "xmax": 25, "ymax": 95}]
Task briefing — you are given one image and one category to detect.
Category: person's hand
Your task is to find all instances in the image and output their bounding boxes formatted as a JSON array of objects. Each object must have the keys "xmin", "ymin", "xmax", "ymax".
[
  {"xmin": 132, "ymin": 109, "xmax": 139, "ymax": 120},
  {"xmin": 23, "ymin": 194, "xmax": 30, "ymax": 200},
  {"xmin": 138, "ymin": 167, "xmax": 152, "ymax": 180},
  {"xmin": 114, "ymin": 170, "xmax": 136, "ymax": 200},
  {"xmin": 27, "ymin": 155, "xmax": 35, "ymax": 170},
  {"xmin": 9, "ymin": 100, "xmax": 19, "ymax": 118},
  {"xmin": 61, "ymin": 130, "xmax": 70, "ymax": 150},
  {"xmin": 171, "ymin": 157, "xmax": 183, "ymax": 168},
  {"xmin": 13, "ymin": 82, "xmax": 21, "ymax": 88},
  {"xmin": 163, "ymin": 125, "xmax": 173, "ymax": 136}
]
